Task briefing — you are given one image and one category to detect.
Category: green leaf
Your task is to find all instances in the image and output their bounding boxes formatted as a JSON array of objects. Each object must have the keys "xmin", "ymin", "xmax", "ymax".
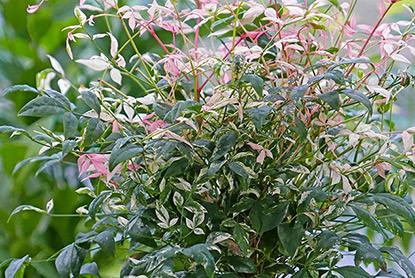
[
  {"xmin": 226, "ymin": 256, "xmax": 257, "ymax": 273},
  {"xmin": 341, "ymin": 89, "xmax": 372, "ymax": 114},
  {"xmin": 80, "ymin": 263, "xmax": 101, "ymax": 277},
  {"xmin": 277, "ymin": 221, "xmax": 304, "ymax": 256},
  {"xmin": 83, "ymin": 118, "xmax": 105, "ymax": 147},
  {"xmin": 249, "ymin": 198, "xmax": 288, "ymax": 234},
  {"xmin": 317, "ymin": 90, "xmax": 340, "ymax": 111},
  {"xmin": 165, "ymin": 157, "xmax": 189, "ymax": 178},
  {"xmin": 343, "ymin": 233, "xmax": 385, "ymax": 266},
  {"xmin": 324, "ymin": 70, "xmax": 345, "ymax": 84},
  {"xmin": 327, "ymin": 0, "xmax": 343, "ymax": 12},
  {"xmin": 246, "ymin": 106, "xmax": 272, "ymax": 130},
  {"xmin": 316, "ymin": 230, "xmax": 340, "ymax": 250},
  {"xmin": 241, "ymin": 74, "xmax": 264, "ymax": 97},
  {"xmin": 376, "ymin": 209, "xmax": 404, "ymax": 238},
  {"xmin": 81, "ymin": 90, "xmax": 101, "ymax": 114},
  {"xmin": 153, "ymin": 102, "xmax": 172, "ymax": 120},
  {"xmin": 2, "ymin": 84, "xmax": 39, "ymax": 97},
  {"xmin": 380, "ymin": 246, "xmax": 415, "ymax": 278},
  {"xmin": 211, "ymin": 131, "xmax": 238, "ymax": 161},
  {"xmin": 351, "ymin": 205, "xmax": 389, "ymax": 239},
  {"xmin": 62, "ymin": 140, "xmax": 78, "ymax": 156},
  {"xmin": 88, "ymin": 191, "xmax": 111, "ymax": 218},
  {"xmin": 291, "ymin": 85, "xmax": 308, "ymax": 106},
  {"xmin": 294, "ymin": 117, "xmax": 307, "ymax": 140},
  {"xmin": 0, "ymin": 126, "xmax": 31, "ymax": 139},
  {"xmin": 109, "ymin": 141, "xmax": 143, "ymax": 171},
  {"xmin": 125, "ymin": 216, "xmax": 157, "ymax": 248},
  {"xmin": 63, "ymin": 112, "xmax": 78, "ymax": 138},
  {"xmin": 334, "ymin": 266, "xmax": 373, "ymax": 278},
  {"xmin": 8, "ymin": 205, "xmax": 47, "ymax": 222},
  {"xmin": 373, "ymin": 193, "xmax": 415, "ymax": 230},
  {"xmin": 207, "ymin": 160, "xmax": 226, "ymax": 177},
  {"xmin": 12, "ymin": 155, "xmax": 52, "ymax": 175},
  {"xmin": 18, "ymin": 96, "xmax": 68, "ymax": 116},
  {"xmin": 5, "ymin": 255, "xmax": 29, "ymax": 278},
  {"xmin": 95, "ymin": 231, "xmax": 115, "ymax": 257},
  {"xmin": 292, "ymin": 269, "xmax": 310, "ymax": 278},
  {"xmin": 44, "ymin": 89, "xmax": 72, "ymax": 110},
  {"xmin": 297, "ymin": 188, "xmax": 327, "ymax": 213},
  {"xmin": 228, "ymin": 161, "xmax": 256, "ymax": 179},
  {"xmin": 229, "ymin": 197, "xmax": 255, "ymax": 214},
  {"xmin": 183, "ymin": 244, "xmax": 215, "ymax": 278},
  {"xmin": 55, "ymin": 243, "xmax": 88, "ymax": 278},
  {"xmin": 328, "ymin": 58, "xmax": 372, "ymax": 71},
  {"xmin": 164, "ymin": 100, "xmax": 201, "ymax": 123}
]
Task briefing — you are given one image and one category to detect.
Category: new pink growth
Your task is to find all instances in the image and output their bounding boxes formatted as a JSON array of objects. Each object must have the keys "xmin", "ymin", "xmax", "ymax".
[{"xmin": 27, "ymin": 0, "xmax": 47, "ymax": 13}]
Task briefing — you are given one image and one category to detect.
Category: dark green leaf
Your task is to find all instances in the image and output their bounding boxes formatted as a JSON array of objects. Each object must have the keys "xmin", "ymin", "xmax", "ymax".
[
  {"xmin": 164, "ymin": 157, "xmax": 189, "ymax": 178},
  {"xmin": 233, "ymin": 224, "xmax": 249, "ymax": 255},
  {"xmin": 328, "ymin": 58, "xmax": 372, "ymax": 71},
  {"xmin": 294, "ymin": 117, "xmax": 307, "ymax": 140},
  {"xmin": 83, "ymin": 118, "xmax": 105, "ymax": 147},
  {"xmin": 228, "ymin": 161, "xmax": 256, "ymax": 179},
  {"xmin": 62, "ymin": 140, "xmax": 78, "ymax": 156},
  {"xmin": 351, "ymin": 205, "xmax": 389, "ymax": 239},
  {"xmin": 355, "ymin": 242, "xmax": 385, "ymax": 266},
  {"xmin": 44, "ymin": 90, "xmax": 71, "ymax": 110},
  {"xmin": 5, "ymin": 255, "xmax": 29, "ymax": 278},
  {"xmin": 183, "ymin": 244, "xmax": 215, "ymax": 278},
  {"xmin": 109, "ymin": 141, "xmax": 143, "ymax": 171},
  {"xmin": 324, "ymin": 70, "xmax": 345, "ymax": 84},
  {"xmin": 342, "ymin": 89, "xmax": 372, "ymax": 114},
  {"xmin": 8, "ymin": 205, "xmax": 47, "ymax": 222},
  {"xmin": 381, "ymin": 246, "xmax": 415, "ymax": 278},
  {"xmin": 291, "ymin": 85, "xmax": 308, "ymax": 105},
  {"xmin": 80, "ymin": 263, "xmax": 101, "ymax": 277},
  {"xmin": 55, "ymin": 243, "xmax": 88, "ymax": 278},
  {"xmin": 211, "ymin": 131, "xmax": 238, "ymax": 161},
  {"xmin": 316, "ymin": 230, "xmax": 341, "ymax": 250},
  {"xmin": 153, "ymin": 102, "xmax": 172, "ymax": 120},
  {"xmin": 36, "ymin": 157, "xmax": 61, "ymax": 176},
  {"xmin": 292, "ymin": 269, "xmax": 310, "ymax": 278},
  {"xmin": 335, "ymin": 266, "xmax": 373, "ymax": 278},
  {"xmin": 241, "ymin": 74, "xmax": 264, "ymax": 97},
  {"xmin": 12, "ymin": 155, "xmax": 52, "ymax": 175},
  {"xmin": 376, "ymin": 209, "xmax": 404, "ymax": 238},
  {"xmin": 249, "ymin": 198, "xmax": 288, "ymax": 234},
  {"xmin": 2, "ymin": 84, "xmax": 39, "ymax": 97},
  {"xmin": 278, "ymin": 222, "xmax": 304, "ymax": 256},
  {"xmin": 0, "ymin": 126, "xmax": 31, "ymax": 139},
  {"xmin": 88, "ymin": 191, "xmax": 111, "ymax": 218},
  {"xmin": 63, "ymin": 112, "xmax": 78, "ymax": 138},
  {"xmin": 207, "ymin": 160, "xmax": 226, "ymax": 177},
  {"xmin": 164, "ymin": 100, "xmax": 201, "ymax": 123},
  {"xmin": 229, "ymin": 197, "xmax": 255, "ymax": 214},
  {"xmin": 18, "ymin": 96, "xmax": 68, "ymax": 116},
  {"xmin": 297, "ymin": 188, "xmax": 327, "ymax": 213},
  {"xmin": 81, "ymin": 90, "xmax": 101, "ymax": 114},
  {"xmin": 246, "ymin": 106, "xmax": 272, "ymax": 130},
  {"xmin": 95, "ymin": 231, "xmax": 115, "ymax": 257},
  {"xmin": 373, "ymin": 193, "xmax": 415, "ymax": 230},
  {"xmin": 318, "ymin": 90, "xmax": 340, "ymax": 111},
  {"xmin": 226, "ymin": 256, "xmax": 257, "ymax": 273},
  {"xmin": 125, "ymin": 216, "xmax": 157, "ymax": 248}
]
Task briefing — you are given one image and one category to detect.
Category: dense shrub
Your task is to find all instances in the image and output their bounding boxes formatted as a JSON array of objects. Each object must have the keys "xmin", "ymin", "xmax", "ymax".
[{"xmin": 2, "ymin": 0, "xmax": 415, "ymax": 277}]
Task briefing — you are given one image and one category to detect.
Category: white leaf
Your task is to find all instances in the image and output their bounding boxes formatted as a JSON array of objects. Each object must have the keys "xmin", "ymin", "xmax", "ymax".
[
  {"xmin": 92, "ymin": 33, "xmax": 107, "ymax": 40},
  {"xmin": 136, "ymin": 94, "xmax": 155, "ymax": 105},
  {"xmin": 74, "ymin": 7, "xmax": 87, "ymax": 26},
  {"xmin": 169, "ymin": 218, "xmax": 178, "ymax": 227},
  {"xmin": 194, "ymin": 228, "xmax": 205, "ymax": 235},
  {"xmin": 47, "ymin": 55, "xmax": 65, "ymax": 76},
  {"xmin": 72, "ymin": 33, "xmax": 90, "ymax": 39},
  {"xmin": 46, "ymin": 199, "xmax": 54, "ymax": 213},
  {"xmin": 402, "ymin": 130, "xmax": 413, "ymax": 152},
  {"xmin": 110, "ymin": 68, "xmax": 122, "ymax": 85},
  {"xmin": 185, "ymin": 218, "xmax": 194, "ymax": 229},
  {"xmin": 193, "ymin": 213, "xmax": 205, "ymax": 227},
  {"xmin": 107, "ymin": 32, "xmax": 119, "ymax": 58},
  {"xmin": 58, "ymin": 79, "xmax": 71, "ymax": 95},
  {"xmin": 391, "ymin": 53, "xmax": 411, "ymax": 64},
  {"xmin": 123, "ymin": 103, "xmax": 135, "ymax": 121},
  {"xmin": 242, "ymin": 5, "xmax": 264, "ymax": 24},
  {"xmin": 76, "ymin": 56, "xmax": 109, "ymax": 71},
  {"xmin": 173, "ymin": 192, "xmax": 184, "ymax": 207},
  {"xmin": 76, "ymin": 206, "xmax": 89, "ymax": 214}
]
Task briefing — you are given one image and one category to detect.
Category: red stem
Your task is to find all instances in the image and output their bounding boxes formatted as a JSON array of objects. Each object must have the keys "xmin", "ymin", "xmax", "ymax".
[{"xmin": 344, "ymin": 2, "xmax": 394, "ymax": 78}]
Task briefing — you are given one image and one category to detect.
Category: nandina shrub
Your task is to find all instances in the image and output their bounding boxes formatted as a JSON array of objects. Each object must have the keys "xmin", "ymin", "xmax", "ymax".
[{"xmin": 2, "ymin": 0, "xmax": 415, "ymax": 277}]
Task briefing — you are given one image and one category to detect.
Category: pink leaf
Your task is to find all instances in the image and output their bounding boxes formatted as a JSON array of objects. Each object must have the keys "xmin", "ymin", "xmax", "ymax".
[
  {"xmin": 257, "ymin": 150, "xmax": 266, "ymax": 165},
  {"xmin": 77, "ymin": 154, "xmax": 90, "ymax": 177},
  {"xmin": 402, "ymin": 130, "xmax": 413, "ymax": 151},
  {"xmin": 378, "ymin": 0, "xmax": 386, "ymax": 15}
]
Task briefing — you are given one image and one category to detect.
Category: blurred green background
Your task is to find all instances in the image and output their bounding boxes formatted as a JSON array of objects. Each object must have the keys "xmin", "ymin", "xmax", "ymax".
[{"xmin": 0, "ymin": 0, "xmax": 414, "ymax": 277}]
